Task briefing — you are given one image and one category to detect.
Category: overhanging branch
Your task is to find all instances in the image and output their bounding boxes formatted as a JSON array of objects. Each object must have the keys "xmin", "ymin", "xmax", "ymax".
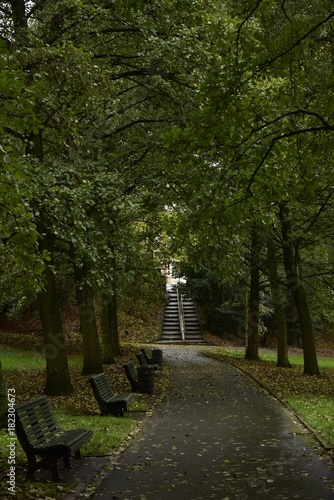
[{"xmin": 247, "ymin": 123, "xmax": 334, "ymax": 193}]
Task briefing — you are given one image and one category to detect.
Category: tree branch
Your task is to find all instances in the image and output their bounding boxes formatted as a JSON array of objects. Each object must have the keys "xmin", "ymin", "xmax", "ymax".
[
  {"xmin": 100, "ymin": 118, "xmax": 171, "ymax": 138},
  {"xmin": 237, "ymin": 10, "xmax": 334, "ymax": 90},
  {"xmin": 236, "ymin": 0, "xmax": 265, "ymax": 64},
  {"xmin": 247, "ymin": 124, "xmax": 334, "ymax": 193}
]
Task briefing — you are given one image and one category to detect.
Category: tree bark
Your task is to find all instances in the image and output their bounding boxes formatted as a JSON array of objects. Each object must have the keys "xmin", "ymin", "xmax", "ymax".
[
  {"xmin": 279, "ymin": 203, "xmax": 320, "ymax": 375},
  {"xmin": 108, "ymin": 270, "xmax": 122, "ymax": 357},
  {"xmin": 9, "ymin": 0, "xmax": 27, "ymax": 32},
  {"xmin": 267, "ymin": 239, "xmax": 291, "ymax": 368},
  {"xmin": 10, "ymin": 2, "xmax": 74, "ymax": 395},
  {"xmin": 96, "ymin": 289, "xmax": 116, "ymax": 364},
  {"xmin": 37, "ymin": 231, "xmax": 73, "ymax": 395},
  {"xmin": 245, "ymin": 230, "xmax": 260, "ymax": 360},
  {"xmin": 74, "ymin": 263, "xmax": 104, "ymax": 375}
]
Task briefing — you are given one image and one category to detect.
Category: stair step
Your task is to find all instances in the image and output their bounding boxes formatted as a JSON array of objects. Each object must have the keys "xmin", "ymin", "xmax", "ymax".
[{"xmin": 161, "ymin": 288, "xmax": 204, "ymax": 344}]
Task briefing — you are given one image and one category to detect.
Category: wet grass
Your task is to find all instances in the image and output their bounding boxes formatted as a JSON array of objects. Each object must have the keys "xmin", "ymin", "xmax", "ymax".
[
  {"xmin": 0, "ymin": 344, "xmax": 83, "ymax": 370},
  {"xmin": 0, "ymin": 337, "xmax": 168, "ymax": 500},
  {"xmin": 203, "ymin": 346, "xmax": 334, "ymax": 448},
  {"xmin": 0, "ymin": 410, "xmax": 136, "ymax": 468},
  {"xmin": 1, "ymin": 333, "xmax": 333, "ymax": 498}
]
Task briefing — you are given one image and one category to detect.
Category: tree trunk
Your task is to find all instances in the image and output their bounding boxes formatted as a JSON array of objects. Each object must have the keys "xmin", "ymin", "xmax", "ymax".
[
  {"xmin": 279, "ymin": 203, "xmax": 320, "ymax": 375},
  {"xmin": 8, "ymin": 1, "xmax": 73, "ymax": 395},
  {"xmin": 37, "ymin": 235, "xmax": 73, "ymax": 395},
  {"xmin": 74, "ymin": 264, "xmax": 103, "ymax": 375},
  {"xmin": 96, "ymin": 289, "xmax": 116, "ymax": 365},
  {"xmin": 108, "ymin": 271, "xmax": 122, "ymax": 356},
  {"xmin": 9, "ymin": 0, "xmax": 27, "ymax": 32},
  {"xmin": 0, "ymin": 361, "xmax": 7, "ymax": 428},
  {"xmin": 267, "ymin": 240, "xmax": 291, "ymax": 368},
  {"xmin": 245, "ymin": 231, "xmax": 260, "ymax": 360}
]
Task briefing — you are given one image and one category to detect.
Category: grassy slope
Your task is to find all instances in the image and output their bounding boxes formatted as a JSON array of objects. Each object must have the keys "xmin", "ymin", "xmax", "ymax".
[
  {"xmin": 0, "ymin": 329, "xmax": 169, "ymax": 500},
  {"xmin": 1, "ymin": 318, "xmax": 334, "ymax": 498},
  {"xmin": 202, "ymin": 345, "xmax": 334, "ymax": 448}
]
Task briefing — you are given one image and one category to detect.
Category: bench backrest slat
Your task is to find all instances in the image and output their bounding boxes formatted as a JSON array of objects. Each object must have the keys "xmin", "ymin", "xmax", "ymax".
[
  {"xmin": 137, "ymin": 352, "xmax": 147, "ymax": 366},
  {"xmin": 15, "ymin": 396, "xmax": 60, "ymax": 451},
  {"xmin": 126, "ymin": 362, "xmax": 137, "ymax": 380},
  {"xmin": 141, "ymin": 348, "xmax": 151, "ymax": 363},
  {"xmin": 122, "ymin": 362, "xmax": 138, "ymax": 392},
  {"xmin": 89, "ymin": 373, "xmax": 114, "ymax": 403}
]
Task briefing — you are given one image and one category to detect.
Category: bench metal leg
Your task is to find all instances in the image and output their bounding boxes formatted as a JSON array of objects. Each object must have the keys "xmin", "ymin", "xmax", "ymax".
[
  {"xmin": 26, "ymin": 455, "xmax": 37, "ymax": 481},
  {"xmin": 63, "ymin": 454, "xmax": 73, "ymax": 470},
  {"xmin": 50, "ymin": 460, "xmax": 62, "ymax": 482},
  {"xmin": 26, "ymin": 465, "xmax": 36, "ymax": 481}
]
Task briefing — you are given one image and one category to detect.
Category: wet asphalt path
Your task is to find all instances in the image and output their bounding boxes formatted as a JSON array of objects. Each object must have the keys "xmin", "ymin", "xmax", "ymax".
[{"xmin": 93, "ymin": 346, "xmax": 334, "ymax": 499}]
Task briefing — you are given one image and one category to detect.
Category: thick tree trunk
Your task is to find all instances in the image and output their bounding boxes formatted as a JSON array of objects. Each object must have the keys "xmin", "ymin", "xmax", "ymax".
[
  {"xmin": 245, "ymin": 231, "xmax": 260, "ymax": 360},
  {"xmin": 279, "ymin": 204, "xmax": 320, "ymax": 375},
  {"xmin": 96, "ymin": 289, "xmax": 116, "ymax": 365},
  {"xmin": 108, "ymin": 272, "xmax": 122, "ymax": 357},
  {"xmin": 37, "ymin": 241, "xmax": 73, "ymax": 395},
  {"xmin": 8, "ymin": 2, "xmax": 73, "ymax": 394},
  {"xmin": 9, "ymin": 0, "xmax": 27, "ymax": 32},
  {"xmin": 267, "ymin": 240, "xmax": 291, "ymax": 368},
  {"xmin": 74, "ymin": 264, "xmax": 103, "ymax": 375}
]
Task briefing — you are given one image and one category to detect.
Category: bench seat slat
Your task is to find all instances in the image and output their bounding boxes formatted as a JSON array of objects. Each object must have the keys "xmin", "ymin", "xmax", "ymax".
[
  {"xmin": 15, "ymin": 396, "xmax": 93, "ymax": 481},
  {"xmin": 34, "ymin": 429, "xmax": 93, "ymax": 453},
  {"xmin": 137, "ymin": 352, "xmax": 159, "ymax": 370},
  {"xmin": 104, "ymin": 393, "xmax": 135, "ymax": 404},
  {"xmin": 89, "ymin": 373, "xmax": 135, "ymax": 417}
]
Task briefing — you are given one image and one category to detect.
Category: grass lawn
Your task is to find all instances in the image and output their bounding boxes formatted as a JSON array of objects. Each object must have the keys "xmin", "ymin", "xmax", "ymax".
[
  {"xmin": 1, "ymin": 331, "xmax": 334, "ymax": 499},
  {"xmin": 202, "ymin": 346, "xmax": 334, "ymax": 447},
  {"xmin": 0, "ymin": 334, "xmax": 169, "ymax": 500}
]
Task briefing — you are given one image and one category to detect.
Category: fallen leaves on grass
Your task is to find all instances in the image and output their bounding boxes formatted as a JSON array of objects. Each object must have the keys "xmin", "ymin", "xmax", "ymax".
[
  {"xmin": 203, "ymin": 349, "xmax": 334, "ymax": 399},
  {"xmin": 0, "ymin": 338, "xmax": 170, "ymax": 500},
  {"xmin": 203, "ymin": 348, "xmax": 334, "ymax": 448},
  {"xmin": 2, "ymin": 341, "xmax": 168, "ymax": 414}
]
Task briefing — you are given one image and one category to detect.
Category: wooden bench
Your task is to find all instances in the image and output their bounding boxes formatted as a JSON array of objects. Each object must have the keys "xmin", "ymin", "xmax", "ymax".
[
  {"xmin": 123, "ymin": 361, "xmax": 138, "ymax": 392},
  {"xmin": 89, "ymin": 373, "xmax": 135, "ymax": 417},
  {"xmin": 137, "ymin": 351, "xmax": 159, "ymax": 371},
  {"xmin": 141, "ymin": 348, "xmax": 154, "ymax": 364},
  {"xmin": 141, "ymin": 347, "xmax": 163, "ymax": 366},
  {"xmin": 15, "ymin": 396, "xmax": 93, "ymax": 481}
]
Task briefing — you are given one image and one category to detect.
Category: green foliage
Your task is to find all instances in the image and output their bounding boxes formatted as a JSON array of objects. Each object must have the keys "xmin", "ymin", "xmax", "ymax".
[
  {"xmin": 160, "ymin": 2, "xmax": 334, "ymax": 351},
  {"xmin": 1, "ymin": 1, "xmax": 334, "ymax": 352}
]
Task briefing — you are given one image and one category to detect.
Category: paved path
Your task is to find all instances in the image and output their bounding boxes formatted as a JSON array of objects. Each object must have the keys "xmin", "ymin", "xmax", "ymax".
[{"xmin": 93, "ymin": 346, "xmax": 334, "ymax": 499}]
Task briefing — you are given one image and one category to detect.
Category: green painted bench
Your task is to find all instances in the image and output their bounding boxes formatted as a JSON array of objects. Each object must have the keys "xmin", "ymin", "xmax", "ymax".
[
  {"xmin": 123, "ymin": 361, "xmax": 138, "ymax": 392},
  {"xmin": 15, "ymin": 396, "xmax": 93, "ymax": 481},
  {"xmin": 141, "ymin": 348, "xmax": 155, "ymax": 365},
  {"xmin": 89, "ymin": 372, "xmax": 135, "ymax": 417},
  {"xmin": 137, "ymin": 351, "xmax": 159, "ymax": 371}
]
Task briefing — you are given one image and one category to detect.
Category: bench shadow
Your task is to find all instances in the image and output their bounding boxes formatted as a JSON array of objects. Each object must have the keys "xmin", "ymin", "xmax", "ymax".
[{"xmin": 24, "ymin": 456, "xmax": 109, "ymax": 484}]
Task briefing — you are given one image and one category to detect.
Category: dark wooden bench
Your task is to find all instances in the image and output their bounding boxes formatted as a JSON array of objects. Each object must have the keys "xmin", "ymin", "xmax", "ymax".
[
  {"xmin": 137, "ymin": 351, "xmax": 159, "ymax": 371},
  {"xmin": 123, "ymin": 361, "xmax": 138, "ymax": 392},
  {"xmin": 141, "ymin": 348, "xmax": 154, "ymax": 364},
  {"xmin": 89, "ymin": 373, "xmax": 135, "ymax": 417},
  {"xmin": 15, "ymin": 396, "xmax": 93, "ymax": 481},
  {"xmin": 141, "ymin": 347, "xmax": 163, "ymax": 366}
]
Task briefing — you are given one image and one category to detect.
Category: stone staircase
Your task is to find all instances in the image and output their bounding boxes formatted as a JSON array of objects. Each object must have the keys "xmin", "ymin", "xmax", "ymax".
[
  {"xmin": 160, "ymin": 287, "xmax": 182, "ymax": 343},
  {"xmin": 182, "ymin": 296, "xmax": 205, "ymax": 344},
  {"xmin": 160, "ymin": 287, "xmax": 205, "ymax": 344}
]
